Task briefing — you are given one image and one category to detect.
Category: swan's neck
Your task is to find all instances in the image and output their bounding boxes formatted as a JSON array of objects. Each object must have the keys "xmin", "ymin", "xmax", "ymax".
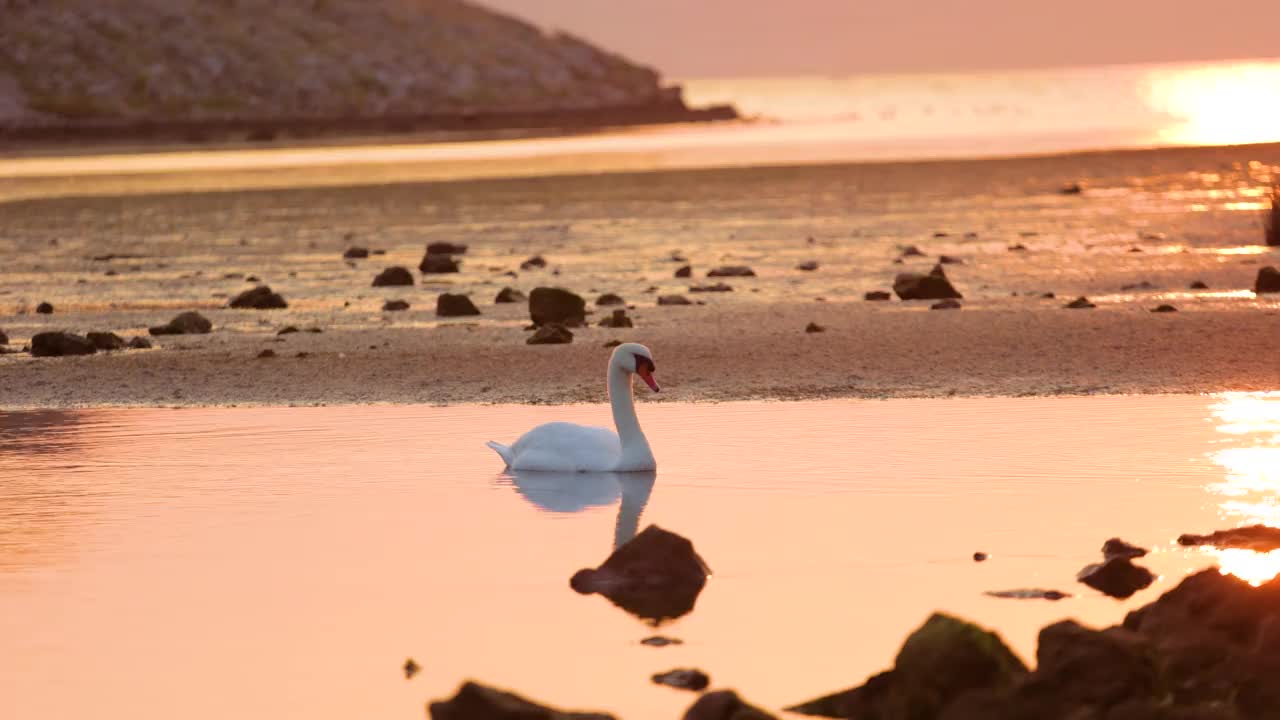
[{"xmin": 608, "ymin": 366, "xmax": 652, "ymax": 467}]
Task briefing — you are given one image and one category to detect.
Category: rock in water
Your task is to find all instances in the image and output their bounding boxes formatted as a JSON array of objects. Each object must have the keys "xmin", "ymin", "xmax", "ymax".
[
  {"xmin": 529, "ymin": 287, "xmax": 586, "ymax": 327},
  {"xmin": 526, "ymin": 324, "xmax": 573, "ymax": 345},
  {"xmin": 403, "ymin": 658, "xmax": 420, "ymax": 679},
  {"xmin": 658, "ymin": 295, "xmax": 693, "ymax": 306},
  {"xmin": 36, "ymin": 301, "xmax": 54, "ymax": 314},
  {"xmin": 494, "ymin": 287, "xmax": 526, "ymax": 304},
  {"xmin": 419, "ymin": 253, "xmax": 460, "ymax": 274},
  {"xmin": 228, "ymin": 285, "xmax": 288, "ymax": 309},
  {"xmin": 1255, "ymin": 266, "xmax": 1280, "ymax": 294},
  {"xmin": 599, "ymin": 309, "xmax": 633, "ymax": 328},
  {"xmin": 1102, "ymin": 538, "xmax": 1150, "ymax": 560},
  {"xmin": 893, "ymin": 264, "xmax": 962, "ymax": 300},
  {"xmin": 652, "ymin": 668, "xmax": 711, "ymax": 692},
  {"xmin": 570, "ymin": 525, "xmax": 710, "ymax": 624},
  {"xmin": 596, "ymin": 293, "xmax": 625, "ymax": 306},
  {"xmin": 1077, "ymin": 557, "xmax": 1155, "ymax": 598},
  {"xmin": 149, "ymin": 311, "xmax": 213, "ymax": 335},
  {"xmin": 675, "ymin": 265, "xmax": 692, "ymax": 278},
  {"xmin": 428, "ymin": 681, "xmax": 616, "ymax": 720},
  {"xmin": 383, "ymin": 299, "xmax": 410, "ymax": 312},
  {"xmin": 864, "ymin": 290, "xmax": 892, "ymax": 301},
  {"xmin": 1177, "ymin": 524, "xmax": 1280, "ymax": 551},
  {"xmin": 984, "ymin": 588, "xmax": 1072, "ymax": 600},
  {"xmin": 1064, "ymin": 296, "xmax": 1096, "ymax": 309},
  {"xmin": 426, "ymin": 242, "xmax": 467, "ymax": 255},
  {"xmin": 372, "ymin": 267, "xmax": 414, "ymax": 287},
  {"xmin": 342, "ymin": 247, "xmax": 369, "ymax": 259},
  {"xmin": 437, "ymin": 294, "xmax": 480, "ymax": 317},
  {"xmin": 707, "ymin": 265, "xmax": 755, "ymax": 277},
  {"xmin": 86, "ymin": 331, "xmax": 126, "ymax": 350},
  {"xmin": 641, "ymin": 636, "xmax": 683, "ymax": 647},
  {"xmin": 683, "ymin": 690, "xmax": 777, "ymax": 720},
  {"xmin": 31, "ymin": 332, "xmax": 97, "ymax": 357}
]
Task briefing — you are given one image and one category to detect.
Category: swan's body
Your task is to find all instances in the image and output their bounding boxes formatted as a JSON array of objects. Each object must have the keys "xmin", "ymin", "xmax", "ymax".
[{"xmin": 487, "ymin": 343, "xmax": 659, "ymax": 472}]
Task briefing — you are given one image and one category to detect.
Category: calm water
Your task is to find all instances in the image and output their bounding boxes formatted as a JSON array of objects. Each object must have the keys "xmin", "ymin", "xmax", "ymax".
[{"xmin": 3, "ymin": 394, "xmax": 1279, "ymax": 719}]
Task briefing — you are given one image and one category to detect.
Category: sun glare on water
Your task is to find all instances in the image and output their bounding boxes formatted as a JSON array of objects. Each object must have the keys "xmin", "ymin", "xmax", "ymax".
[
  {"xmin": 1146, "ymin": 62, "xmax": 1280, "ymax": 147},
  {"xmin": 1204, "ymin": 392, "xmax": 1280, "ymax": 585}
]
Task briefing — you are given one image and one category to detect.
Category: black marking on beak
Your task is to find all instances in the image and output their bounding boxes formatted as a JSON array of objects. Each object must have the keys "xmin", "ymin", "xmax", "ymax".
[{"xmin": 634, "ymin": 355, "xmax": 655, "ymax": 374}]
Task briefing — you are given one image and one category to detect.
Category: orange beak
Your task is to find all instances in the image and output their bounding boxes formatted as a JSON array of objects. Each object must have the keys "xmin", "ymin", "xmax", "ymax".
[{"xmin": 637, "ymin": 366, "xmax": 660, "ymax": 392}]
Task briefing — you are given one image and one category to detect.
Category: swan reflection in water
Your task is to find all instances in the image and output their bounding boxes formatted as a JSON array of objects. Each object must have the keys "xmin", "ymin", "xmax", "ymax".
[{"xmin": 502, "ymin": 470, "xmax": 656, "ymax": 549}]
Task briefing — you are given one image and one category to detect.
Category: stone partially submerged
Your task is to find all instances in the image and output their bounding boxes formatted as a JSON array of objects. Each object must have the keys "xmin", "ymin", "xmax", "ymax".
[
  {"xmin": 570, "ymin": 525, "xmax": 710, "ymax": 625},
  {"xmin": 1077, "ymin": 556, "xmax": 1155, "ymax": 599},
  {"xmin": 428, "ymin": 681, "xmax": 615, "ymax": 720},
  {"xmin": 1178, "ymin": 525, "xmax": 1280, "ymax": 552},
  {"xmin": 892, "ymin": 264, "xmax": 962, "ymax": 300}
]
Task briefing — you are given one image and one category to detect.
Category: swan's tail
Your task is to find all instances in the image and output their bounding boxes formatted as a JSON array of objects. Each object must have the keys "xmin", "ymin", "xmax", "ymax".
[{"xmin": 485, "ymin": 441, "xmax": 514, "ymax": 468}]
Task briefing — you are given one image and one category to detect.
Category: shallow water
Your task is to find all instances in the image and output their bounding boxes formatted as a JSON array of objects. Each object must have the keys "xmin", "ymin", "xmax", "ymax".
[{"xmin": 2, "ymin": 393, "xmax": 1278, "ymax": 719}]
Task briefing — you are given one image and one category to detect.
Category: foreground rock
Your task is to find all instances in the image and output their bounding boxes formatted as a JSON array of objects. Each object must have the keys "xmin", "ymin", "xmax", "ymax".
[
  {"xmin": 31, "ymin": 331, "xmax": 97, "ymax": 357},
  {"xmin": 571, "ymin": 525, "xmax": 710, "ymax": 624},
  {"xmin": 228, "ymin": 285, "xmax": 288, "ymax": 309},
  {"xmin": 495, "ymin": 287, "xmax": 526, "ymax": 304},
  {"xmin": 788, "ymin": 613, "xmax": 1028, "ymax": 719},
  {"xmin": 652, "ymin": 668, "xmax": 710, "ymax": 692},
  {"xmin": 86, "ymin": 331, "xmax": 126, "ymax": 350},
  {"xmin": 437, "ymin": 294, "xmax": 480, "ymax": 317},
  {"xmin": 527, "ymin": 324, "xmax": 573, "ymax": 345},
  {"xmin": 708, "ymin": 266, "xmax": 756, "ymax": 277},
  {"xmin": 1077, "ymin": 556, "xmax": 1155, "ymax": 599},
  {"xmin": 428, "ymin": 681, "xmax": 615, "ymax": 720},
  {"xmin": 419, "ymin": 253, "xmax": 461, "ymax": 274},
  {"xmin": 893, "ymin": 264, "xmax": 962, "ymax": 300},
  {"xmin": 372, "ymin": 266, "xmax": 414, "ymax": 287},
  {"xmin": 149, "ymin": 311, "xmax": 212, "ymax": 335},
  {"xmin": 1178, "ymin": 524, "xmax": 1280, "ymax": 551},
  {"xmin": 1256, "ymin": 266, "xmax": 1280, "ymax": 293},
  {"xmin": 529, "ymin": 287, "xmax": 586, "ymax": 327},
  {"xmin": 684, "ymin": 690, "xmax": 776, "ymax": 720}
]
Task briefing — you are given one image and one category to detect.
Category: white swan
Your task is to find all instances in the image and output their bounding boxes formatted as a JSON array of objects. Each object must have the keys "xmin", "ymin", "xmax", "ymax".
[{"xmin": 486, "ymin": 343, "xmax": 659, "ymax": 472}]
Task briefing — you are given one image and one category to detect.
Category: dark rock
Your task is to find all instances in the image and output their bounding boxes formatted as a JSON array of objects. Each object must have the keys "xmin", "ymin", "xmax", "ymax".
[
  {"xmin": 527, "ymin": 324, "xmax": 573, "ymax": 345},
  {"xmin": 91, "ymin": 253, "xmax": 145, "ymax": 261},
  {"xmin": 257, "ymin": 349, "xmax": 276, "ymax": 359},
  {"xmin": 900, "ymin": 245, "xmax": 926, "ymax": 257},
  {"xmin": 1103, "ymin": 538, "xmax": 1150, "ymax": 560},
  {"xmin": 149, "ymin": 311, "xmax": 213, "ymax": 335},
  {"xmin": 419, "ymin": 253, "xmax": 461, "ymax": 274},
  {"xmin": 939, "ymin": 255, "xmax": 964, "ymax": 264},
  {"xmin": 707, "ymin": 266, "xmax": 755, "ymax": 277},
  {"xmin": 529, "ymin": 287, "xmax": 586, "ymax": 327},
  {"xmin": 1129, "ymin": 246, "xmax": 1146, "ymax": 253},
  {"xmin": 86, "ymin": 331, "xmax": 126, "ymax": 350},
  {"xmin": 571, "ymin": 525, "xmax": 710, "ymax": 625},
  {"xmin": 653, "ymin": 669, "xmax": 710, "ymax": 692},
  {"xmin": 277, "ymin": 326, "xmax": 300, "ymax": 335},
  {"xmin": 1255, "ymin": 267, "xmax": 1280, "ymax": 294},
  {"xmin": 437, "ymin": 294, "xmax": 480, "ymax": 317},
  {"xmin": 893, "ymin": 264, "xmax": 963, "ymax": 300},
  {"xmin": 1152, "ymin": 304, "xmax": 1179, "ymax": 313},
  {"xmin": 1008, "ymin": 243, "xmax": 1029, "ymax": 251},
  {"xmin": 372, "ymin": 266, "xmax": 414, "ymax": 287},
  {"xmin": 669, "ymin": 251, "xmax": 688, "ymax": 262},
  {"xmin": 973, "ymin": 552, "xmax": 988, "ymax": 562},
  {"xmin": 428, "ymin": 681, "xmax": 615, "ymax": 720},
  {"xmin": 641, "ymin": 635, "xmax": 683, "ymax": 647},
  {"xmin": 796, "ymin": 260, "xmax": 819, "ymax": 271},
  {"xmin": 689, "ymin": 282, "xmax": 733, "ymax": 293},
  {"xmin": 0, "ymin": 329, "xmax": 7, "ymax": 345},
  {"xmin": 31, "ymin": 332, "xmax": 96, "ymax": 357},
  {"xmin": 383, "ymin": 299, "xmax": 411, "ymax": 312},
  {"xmin": 1061, "ymin": 182, "xmax": 1085, "ymax": 194},
  {"xmin": 1078, "ymin": 557, "xmax": 1155, "ymax": 598},
  {"xmin": 864, "ymin": 290, "xmax": 892, "ymax": 301},
  {"xmin": 520, "ymin": 255, "xmax": 548, "ymax": 270},
  {"xmin": 427, "ymin": 242, "xmax": 468, "ymax": 255},
  {"xmin": 931, "ymin": 298, "xmax": 962, "ymax": 310},
  {"xmin": 934, "ymin": 231, "xmax": 951, "ymax": 238},
  {"xmin": 1041, "ymin": 292, "xmax": 1056, "ymax": 299},
  {"xmin": 805, "ymin": 322, "xmax": 825, "ymax": 333},
  {"xmin": 675, "ymin": 265, "xmax": 692, "ymax": 278},
  {"xmin": 788, "ymin": 613, "xmax": 1026, "ymax": 719},
  {"xmin": 599, "ymin": 309, "xmax": 633, "ymax": 328},
  {"xmin": 495, "ymin": 287, "xmax": 526, "ymax": 304},
  {"xmin": 229, "ymin": 285, "xmax": 288, "ymax": 309},
  {"xmin": 245, "ymin": 275, "xmax": 260, "ymax": 282},
  {"xmin": 1065, "ymin": 296, "xmax": 1097, "ymax": 309},
  {"xmin": 343, "ymin": 247, "xmax": 369, "ymax": 259},
  {"xmin": 596, "ymin": 293, "xmax": 625, "ymax": 306},
  {"xmin": 36, "ymin": 301, "xmax": 53, "ymax": 314},
  {"xmin": 128, "ymin": 336, "xmax": 152, "ymax": 349},
  {"xmin": 371, "ymin": 249, "xmax": 387, "ymax": 255},
  {"xmin": 1190, "ymin": 281, "xmax": 1209, "ymax": 289},
  {"xmin": 306, "ymin": 327, "xmax": 323, "ymax": 333},
  {"xmin": 1122, "ymin": 280, "xmax": 1156, "ymax": 291},
  {"xmin": 683, "ymin": 690, "xmax": 776, "ymax": 720},
  {"xmin": 984, "ymin": 588, "xmax": 1072, "ymax": 600},
  {"xmin": 1032, "ymin": 620, "xmax": 1158, "ymax": 707},
  {"xmin": 403, "ymin": 658, "xmax": 420, "ymax": 679},
  {"xmin": 658, "ymin": 295, "xmax": 693, "ymax": 306},
  {"xmin": 1177, "ymin": 525, "xmax": 1280, "ymax": 552}
]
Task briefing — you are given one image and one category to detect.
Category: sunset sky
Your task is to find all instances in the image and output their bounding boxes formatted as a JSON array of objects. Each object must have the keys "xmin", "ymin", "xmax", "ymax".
[{"xmin": 483, "ymin": 0, "xmax": 1280, "ymax": 77}]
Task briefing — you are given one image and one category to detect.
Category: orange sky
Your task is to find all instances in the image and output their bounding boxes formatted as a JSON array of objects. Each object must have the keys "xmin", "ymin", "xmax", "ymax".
[{"xmin": 482, "ymin": 0, "xmax": 1280, "ymax": 76}]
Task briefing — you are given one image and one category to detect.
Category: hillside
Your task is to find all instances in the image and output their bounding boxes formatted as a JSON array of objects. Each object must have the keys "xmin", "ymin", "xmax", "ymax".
[{"xmin": 0, "ymin": 0, "xmax": 713, "ymax": 131}]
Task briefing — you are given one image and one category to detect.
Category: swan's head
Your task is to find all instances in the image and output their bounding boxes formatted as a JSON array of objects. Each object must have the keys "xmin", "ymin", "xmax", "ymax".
[{"xmin": 610, "ymin": 342, "xmax": 659, "ymax": 393}]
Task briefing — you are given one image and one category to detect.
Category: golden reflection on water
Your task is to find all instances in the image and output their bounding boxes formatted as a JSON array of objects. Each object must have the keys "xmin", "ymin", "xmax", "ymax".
[
  {"xmin": 1146, "ymin": 62, "xmax": 1280, "ymax": 146},
  {"xmin": 1205, "ymin": 392, "xmax": 1280, "ymax": 585}
]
